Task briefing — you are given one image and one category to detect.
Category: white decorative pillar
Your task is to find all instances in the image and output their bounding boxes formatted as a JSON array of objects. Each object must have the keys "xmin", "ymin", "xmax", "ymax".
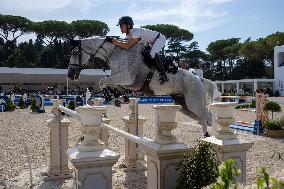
[
  {"xmin": 51, "ymin": 99, "xmax": 63, "ymax": 114},
  {"xmin": 203, "ymin": 102, "xmax": 253, "ymax": 184},
  {"xmin": 93, "ymin": 97, "xmax": 111, "ymax": 146},
  {"xmin": 23, "ymin": 93, "xmax": 27, "ymax": 102},
  {"xmin": 253, "ymin": 80, "xmax": 258, "ymax": 92},
  {"xmin": 122, "ymin": 98, "xmax": 147, "ymax": 169},
  {"xmin": 142, "ymin": 105, "xmax": 188, "ymax": 189},
  {"xmin": 67, "ymin": 105, "xmax": 119, "ymax": 189},
  {"xmin": 85, "ymin": 88, "xmax": 91, "ymax": 105},
  {"xmin": 44, "ymin": 113, "xmax": 71, "ymax": 180},
  {"xmin": 237, "ymin": 82, "xmax": 240, "ymax": 94},
  {"xmin": 10, "ymin": 94, "xmax": 15, "ymax": 102}
]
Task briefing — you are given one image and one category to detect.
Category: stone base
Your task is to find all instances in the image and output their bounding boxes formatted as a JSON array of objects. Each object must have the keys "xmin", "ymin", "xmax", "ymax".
[
  {"xmin": 142, "ymin": 142, "xmax": 188, "ymax": 189},
  {"xmin": 68, "ymin": 147, "xmax": 119, "ymax": 189},
  {"xmin": 203, "ymin": 136, "xmax": 253, "ymax": 184}
]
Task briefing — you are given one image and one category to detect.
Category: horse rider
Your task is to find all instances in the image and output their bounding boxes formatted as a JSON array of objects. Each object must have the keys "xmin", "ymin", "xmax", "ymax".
[{"xmin": 105, "ymin": 16, "xmax": 169, "ymax": 85}]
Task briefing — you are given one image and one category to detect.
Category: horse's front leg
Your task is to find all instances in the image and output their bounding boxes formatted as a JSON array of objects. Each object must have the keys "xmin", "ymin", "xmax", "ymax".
[{"xmin": 99, "ymin": 71, "xmax": 136, "ymax": 89}]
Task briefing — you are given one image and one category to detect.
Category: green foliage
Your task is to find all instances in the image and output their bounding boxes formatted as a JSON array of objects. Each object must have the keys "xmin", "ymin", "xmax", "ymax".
[
  {"xmin": 4, "ymin": 98, "xmax": 16, "ymax": 111},
  {"xmin": 31, "ymin": 20, "xmax": 70, "ymax": 41},
  {"xmin": 209, "ymin": 159, "xmax": 240, "ymax": 189},
  {"xmin": 207, "ymin": 159, "xmax": 284, "ymax": 189},
  {"xmin": 264, "ymin": 119, "xmax": 282, "ymax": 130},
  {"xmin": 67, "ymin": 100, "xmax": 76, "ymax": 110},
  {"xmin": 0, "ymin": 14, "xmax": 31, "ymax": 42},
  {"xmin": 263, "ymin": 101, "xmax": 282, "ymax": 120},
  {"xmin": 235, "ymin": 101, "xmax": 255, "ymax": 109},
  {"xmin": 142, "ymin": 24, "xmax": 193, "ymax": 56},
  {"xmin": 235, "ymin": 103, "xmax": 251, "ymax": 109},
  {"xmin": 254, "ymin": 167, "xmax": 284, "ymax": 189},
  {"xmin": 18, "ymin": 97, "xmax": 26, "ymax": 109},
  {"xmin": 70, "ymin": 20, "xmax": 109, "ymax": 39},
  {"xmin": 30, "ymin": 98, "xmax": 37, "ymax": 110},
  {"xmin": 207, "ymin": 38, "xmax": 241, "ymax": 80},
  {"xmin": 142, "ymin": 24, "xmax": 193, "ymax": 41},
  {"xmin": 251, "ymin": 100, "xmax": 256, "ymax": 108},
  {"xmin": 176, "ymin": 141, "xmax": 219, "ymax": 189}
]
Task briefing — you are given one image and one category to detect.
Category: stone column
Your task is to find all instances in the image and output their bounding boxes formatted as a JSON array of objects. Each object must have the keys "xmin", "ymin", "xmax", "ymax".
[
  {"xmin": 94, "ymin": 97, "xmax": 111, "ymax": 146},
  {"xmin": 203, "ymin": 102, "xmax": 253, "ymax": 184},
  {"xmin": 142, "ymin": 105, "xmax": 188, "ymax": 189},
  {"xmin": 237, "ymin": 82, "xmax": 240, "ymax": 95},
  {"xmin": 253, "ymin": 80, "xmax": 258, "ymax": 92},
  {"xmin": 44, "ymin": 114, "xmax": 71, "ymax": 180},
  {"xmin": 121, "ymin": 98, "xmax": 147, "ymax": 169},
  {"xmin": 67, "ymin": 105, "xmax": 119, "ymax": 189}
]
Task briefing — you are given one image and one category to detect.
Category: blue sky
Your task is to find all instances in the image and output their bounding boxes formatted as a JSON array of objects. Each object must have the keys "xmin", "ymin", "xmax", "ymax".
[{"xmin": 0, "ymin": 0, "xmax": 283, "ymax": 51}]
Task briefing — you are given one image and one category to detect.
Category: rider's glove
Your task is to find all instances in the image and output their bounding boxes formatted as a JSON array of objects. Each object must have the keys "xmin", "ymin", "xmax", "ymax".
[{"xmin": 105, "ymin": 36, "xmax": 114, "ymax": 43}]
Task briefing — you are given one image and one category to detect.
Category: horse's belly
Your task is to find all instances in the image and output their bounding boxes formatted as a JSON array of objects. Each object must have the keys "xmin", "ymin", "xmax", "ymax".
[{"xmin": 149, "ymin": 72, "xmax": 182, "ymax": 95}]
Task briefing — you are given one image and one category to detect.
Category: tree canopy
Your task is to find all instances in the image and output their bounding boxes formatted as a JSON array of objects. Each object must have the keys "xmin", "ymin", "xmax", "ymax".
[
  {"xmin": 0, "ymin": 14, "xmax": 31, "ymax": 42},
  {"xmin": 0, "ymin": 13, "xmax": 283, "ymax": 82}
]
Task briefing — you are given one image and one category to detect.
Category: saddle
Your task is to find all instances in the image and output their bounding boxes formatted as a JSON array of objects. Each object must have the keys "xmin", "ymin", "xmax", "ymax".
[{"xmin": 142, "ymin": 45, "xmax": 178, "ymax": 74}]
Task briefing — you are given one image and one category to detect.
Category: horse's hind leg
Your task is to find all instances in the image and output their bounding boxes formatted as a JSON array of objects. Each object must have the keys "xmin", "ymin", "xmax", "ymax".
[
  {"xmin": 183, "ymin": 90, "xmax": 212, "ymax": 137},
  {"xmin": 172, "ymin": 95, "xmax": 210, "ymax": 137}
]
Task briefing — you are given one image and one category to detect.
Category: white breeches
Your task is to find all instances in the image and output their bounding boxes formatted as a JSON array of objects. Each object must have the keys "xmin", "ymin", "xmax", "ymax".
[{"xmin": 150, "ymin": 34, "xmax": 167, "ymax": 58}]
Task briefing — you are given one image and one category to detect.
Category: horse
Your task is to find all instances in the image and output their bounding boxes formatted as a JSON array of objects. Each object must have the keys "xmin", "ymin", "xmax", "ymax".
[{"xmin": 67, "ymin": 37, "xmax": 221, "ymax": 137}]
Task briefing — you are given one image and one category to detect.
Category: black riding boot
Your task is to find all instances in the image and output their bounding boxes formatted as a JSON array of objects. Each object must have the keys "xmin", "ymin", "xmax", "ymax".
[{"xmin": 154, "ymin": 54, "xmax": 169, "ymax": 85}]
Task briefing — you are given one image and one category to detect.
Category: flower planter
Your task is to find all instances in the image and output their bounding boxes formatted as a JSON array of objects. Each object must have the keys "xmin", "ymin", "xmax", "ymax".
[
  {"xmin": 31, "ymin": 109, "xmax": 38, "ymax": 112},
  {"xmin": 7, "ymin": 108, "xmax": 15, "ymax": 112},
  {"xmin": 264, "ymin": 129, "xmax": 284, "ymax": 138}
]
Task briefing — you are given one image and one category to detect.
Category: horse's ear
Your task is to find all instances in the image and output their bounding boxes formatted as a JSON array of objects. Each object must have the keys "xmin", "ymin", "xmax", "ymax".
[{"xmin": 69, "ymin": 39, "xmax": 80, "ymax": 47}]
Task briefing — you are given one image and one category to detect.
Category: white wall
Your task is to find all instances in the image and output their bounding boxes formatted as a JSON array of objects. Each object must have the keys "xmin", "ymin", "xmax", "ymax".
[{"xmin": 274, "ymin": 45, "xmax": 284, "ymax": 96}]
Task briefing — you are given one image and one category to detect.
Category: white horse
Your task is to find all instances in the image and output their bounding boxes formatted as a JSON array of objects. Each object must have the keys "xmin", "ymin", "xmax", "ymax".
[{"xmin": 68, "ymin": 37, "xmax": 221, "ymax": 137}]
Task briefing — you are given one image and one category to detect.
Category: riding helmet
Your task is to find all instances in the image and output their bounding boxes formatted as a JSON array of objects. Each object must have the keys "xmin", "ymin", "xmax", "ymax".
[{"xmin": 117, "ymin": 16, "xmax": 134, "ymax": 26}]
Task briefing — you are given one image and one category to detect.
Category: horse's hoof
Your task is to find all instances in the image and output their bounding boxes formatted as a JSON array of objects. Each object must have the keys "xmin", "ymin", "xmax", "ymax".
[
  {"xmin": 204, "ymin": 132, "xmax": 210, "ymax": 138},
  {"xmin": 123, "ymin": 95, "xmax": 130, "ymax": 103},
  {"xmin": 114, "ymin": 99, "xmax": 122, "ymax": 107}
]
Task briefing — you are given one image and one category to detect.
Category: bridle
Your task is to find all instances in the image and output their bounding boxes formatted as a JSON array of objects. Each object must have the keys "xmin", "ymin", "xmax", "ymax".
[{"xmin": 69, "ymin": 39, "xmax": 118, "ymax": 72}]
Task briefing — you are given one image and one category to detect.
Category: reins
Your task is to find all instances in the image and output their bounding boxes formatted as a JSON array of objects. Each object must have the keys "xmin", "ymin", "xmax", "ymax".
[{"xmin": 69, "ymin": 40, "xmax": 118, "ymax": 72}]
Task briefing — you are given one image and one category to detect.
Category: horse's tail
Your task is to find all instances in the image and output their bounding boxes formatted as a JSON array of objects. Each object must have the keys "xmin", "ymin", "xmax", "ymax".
[{"xmin": 202, "ymin": 78, "xmax": 221, "ymax": 107}]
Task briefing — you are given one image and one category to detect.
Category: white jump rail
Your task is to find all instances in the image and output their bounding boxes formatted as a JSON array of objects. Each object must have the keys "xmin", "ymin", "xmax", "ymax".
[
  {"xmin": 58, "ymin": 105, "xmax": 80, "ymax": 119},
  {"xmin": 102, "ymin": 123, "xmax": 159, "ymax": 149}
]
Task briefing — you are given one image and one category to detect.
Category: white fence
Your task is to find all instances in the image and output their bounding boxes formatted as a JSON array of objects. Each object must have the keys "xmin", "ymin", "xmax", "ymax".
[{"xmin": 46, "ymin": 99, "xmax": 253, "ymax": 189}]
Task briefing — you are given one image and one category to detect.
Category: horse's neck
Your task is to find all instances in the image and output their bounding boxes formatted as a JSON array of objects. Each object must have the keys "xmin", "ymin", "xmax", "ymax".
[{"xmin": 109, "ymin": 44, "xmax": 142, "ymax": 66}]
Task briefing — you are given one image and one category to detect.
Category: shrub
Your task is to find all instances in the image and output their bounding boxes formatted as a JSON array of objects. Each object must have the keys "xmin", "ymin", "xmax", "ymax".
[
  {"xmin": 264, "ymin": 119, "xmax": 282, "ymax": 130},
  {"xmin": 207, "ymin": 159, "xmax": 284, "ymax": 189},
  {"xmin": 263, "ymin": 101, "xmax": 282, "ymax": 120},
  {"xmin": 235, "ymin": 103, "xmax": 251, "ymax": 109},
  {"xmin": 67, "ymin": 100, "xmax": 76, "ymax": 110},
  {"xmin": 30, "ymin": 98, "xmax": 37, "ymax": 110},
  {"xmin": 176, "ymin": 141, "xmax": 219, "ymax": 189},
  {"xmin": 5, "ymin": 99, "xmax": 16, "ymax": 111},
  {"xmin": 208, "ymin": 159, "xmax": 240, "ymax": 189},
  {"xmin": 18, "ymin": 97, "xmax": 26, "ymax": 109},
  {"xmin": 251, "ymin": 99, "xmax": 256, "ymax": 108}
]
